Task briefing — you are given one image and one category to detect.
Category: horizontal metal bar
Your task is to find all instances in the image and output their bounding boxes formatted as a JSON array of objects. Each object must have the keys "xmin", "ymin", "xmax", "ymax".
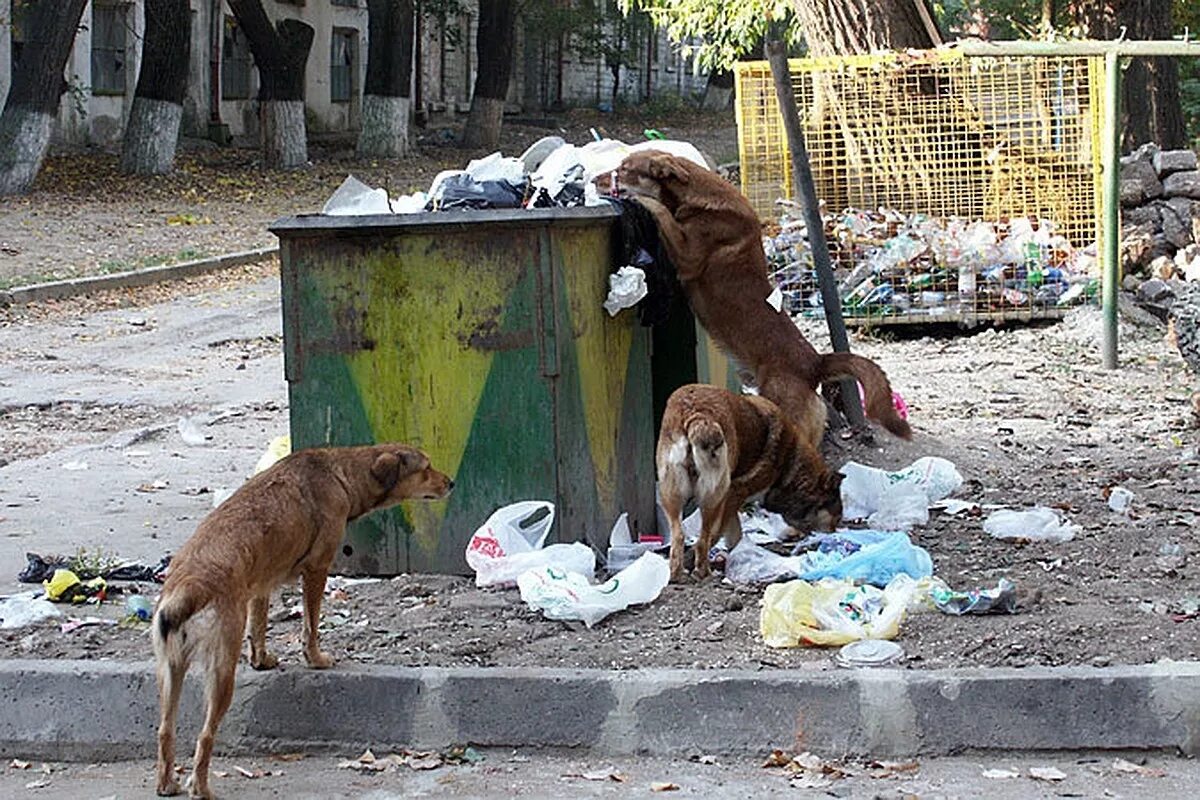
[{"xmin": 955, "ymin": 39, "xmax": 1200, "ymax": 58}]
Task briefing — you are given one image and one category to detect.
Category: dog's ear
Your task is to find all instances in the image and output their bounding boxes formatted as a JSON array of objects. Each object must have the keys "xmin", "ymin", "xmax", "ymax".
[
  {"xmin": 370, "ymin": 452, "xmax": 401, "ymax": 491},
  {"xmin": 648, "ymin": 154, "xmax": 689, "ymax": 185}
]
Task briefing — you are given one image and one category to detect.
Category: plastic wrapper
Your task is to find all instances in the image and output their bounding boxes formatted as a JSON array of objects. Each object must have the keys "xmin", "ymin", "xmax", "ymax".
[
  {"xmin": 603, "ymin": 266, "xmax": 649, "ymax": 316},
  {"xmin": 983, "ymin": 507, "xmax": 1079, "ymax": 542},
  {"xmin": 760, "ymin": 574, "xmax": 919, "ymax": 647},
  {"xmin": 927, "ymin": 577, "xmax": 1017, "ymax": 615},
  {"xmin": 0, "ymin": 593, "xmax": 63, "ymax": 629},
  {"xmin": 518, "ymin": 551, "xmax": 670, "ymax": 628},
  {"xmin": 839, "ymin": 457, "xmax": 963, "ymax": 525},
  {"xmin": 465, "ymin": 501, "xmax": 595, "ymax": 588}
]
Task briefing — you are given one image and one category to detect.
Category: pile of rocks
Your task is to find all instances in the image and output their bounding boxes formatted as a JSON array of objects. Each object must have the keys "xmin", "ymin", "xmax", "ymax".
[{"xmin": 1120, "ymin": 143, "xmax": 1200, "ymax": 281}]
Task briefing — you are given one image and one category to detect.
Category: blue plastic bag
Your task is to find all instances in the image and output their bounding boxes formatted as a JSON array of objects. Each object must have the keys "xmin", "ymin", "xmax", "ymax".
[{"xmin": 793, "ymin": 530, "xmax": 932, "ymax": 587}]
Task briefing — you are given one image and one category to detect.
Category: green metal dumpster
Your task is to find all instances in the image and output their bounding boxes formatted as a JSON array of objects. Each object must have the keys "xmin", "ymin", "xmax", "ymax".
[{"xmin": 271, "ymin": 206, "xmax": 662, "ymax": 576}]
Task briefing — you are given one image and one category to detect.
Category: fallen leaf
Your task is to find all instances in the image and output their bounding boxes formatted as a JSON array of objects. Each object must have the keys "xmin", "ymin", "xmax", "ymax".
[
  {"xmin": 213, "ymin": 770, "xmax": 230, "ymax": 778},
  {"xmin": 868, "ymin": 759, "xmax": 919, "ymax": 777},
  {"xmin": 1029, "ymin": 766, "xmax": 1067, "ymax": 781},
  {"xmin": 9, "ymin": 760, "xmax": 30, "ymax": 770},
  {"xmin": 575, "ymin": 769, "xmax": 627, "ymax": 782},
  {"xmin": 407, "ymin": 754, "xmax": 442, "ymax": 771},
  {"xmin": 793, "ymin": 752, "xmax": 824, "ymax": 771},
  {"xmin": 650, "ymin": 781, "xmax": 679, "ymax": 792},
  {"xmin": 1112, "ymin": 758, "xmax": 1165, "ymax": 777},
  {"xmin": 233, "ymin": 765, "xmax": 262, "ymax": 779},
  {"xmin": 982, "ymin": 768, "xmax": 1019, "ymax": 779},
  {"xmin": 762, "ymin": 749, "xmax": 791, "ymax": 768}
]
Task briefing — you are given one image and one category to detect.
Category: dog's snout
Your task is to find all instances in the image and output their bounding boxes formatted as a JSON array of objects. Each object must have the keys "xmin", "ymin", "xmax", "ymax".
[{"xmin": 447, "ymin": 479, "xmax": 455, "ymax": 491}]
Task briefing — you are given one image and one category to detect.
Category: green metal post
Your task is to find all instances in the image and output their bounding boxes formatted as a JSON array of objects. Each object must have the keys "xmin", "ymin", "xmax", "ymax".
[{"xmin": 1102, "ymin": 49, "xmax": 1121, "ymax": 370}]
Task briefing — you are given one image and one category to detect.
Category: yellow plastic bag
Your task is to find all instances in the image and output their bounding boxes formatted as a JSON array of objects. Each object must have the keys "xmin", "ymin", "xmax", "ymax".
[
  {"xmin": 42, "ymin": 569, "xmax": 107, "ymax": 604},
  {"xmin": 253, "ymin": 435, "xmax": 291, "ymax": 475},
  {"xmin": 760, "ymin": 575, "xmax": 918, "ymax": 648}
]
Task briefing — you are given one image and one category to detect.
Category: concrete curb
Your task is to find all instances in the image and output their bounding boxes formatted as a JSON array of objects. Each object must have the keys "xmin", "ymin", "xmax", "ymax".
[
  {"xmin": 1, "ymin": 660, "xmax": 1197, "ymax": 762},
  {"xmin": 0, "ymin": 247, "xmax": 278, "ymax": 306}
]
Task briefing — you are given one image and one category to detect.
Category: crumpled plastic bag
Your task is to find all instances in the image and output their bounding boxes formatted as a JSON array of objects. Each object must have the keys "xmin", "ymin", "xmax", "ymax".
[
  {"xmin": 760, "ymin": 574, "xmax": 919, "ymax": 647},
  {"xmin": 429, "ymin": 172, "xmax": 525, "ymax": 210},
  {"xmin": 926, "ymin": 577, "xmax": 1017, "ymax": 615},
  {"xmin": 464, "ymin": 501, "xmax": 594, "ymax": 588},
  {"xmin": 322, "ymin": 175, "xmax": 392, "ymax": 215},
  {"xmin": 0, "ymin": 593, "xmax": 63, "ymax": 629},
  {"xmin": 42, "ymin": 569, "xmax": 107, "ymax": 603},
  {"xmin": 840, "ymin": 457, "xmax": 963, "ymax": 527},
  {"xmin": 725, "ymin": 531, "xmax": 932, "ymax": 587},
  {"xmin": 603, "ymin": 266, "xmax": 649, "ymax": 316},
  {"xmin": 983, "ymin": 507, "xmax": 1079, "ymax": 543},
  {"xmin": 253, "ymin": 435, "xmax": 291, "ymax": 475},
  {"xmin": 18, "ymin": 552, "xmax": 68, "ymax": 584},
  {"xmin": 518, "ymin": 551, "xmax": 670, "ymax": 628}
]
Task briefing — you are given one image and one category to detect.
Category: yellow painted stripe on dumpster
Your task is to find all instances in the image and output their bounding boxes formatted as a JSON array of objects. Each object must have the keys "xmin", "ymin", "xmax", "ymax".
[
  {"xmin": 346, "ymin": 247, "xmax": 514, "ymax": 549},
  {"xmin": 559, "ymin": 237, "xmax": 628, "ymax": 516}
]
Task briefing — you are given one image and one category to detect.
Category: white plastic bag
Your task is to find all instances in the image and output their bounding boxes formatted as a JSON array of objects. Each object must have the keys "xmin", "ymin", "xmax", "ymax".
[
  {"xmin": 322, "ymin": 175, "xmax": 392, "ymax": 216},
  {"xmin": 518, "ymin": 551, "xmax": 670, "ymax": 627},
  {"xmin": 0, "ymin": 593, "xmax": 62, "ymax": 629},
  {"xmin": 983, "ymin": 507, "xmax": 1079, "ymax": 543},
  {"xmin": 724, "ymin": 538, "xmax": 806, "ymax": 584},
  {"xmin": 840, "ymin": 456, "xmax": 963, "ymax": 524},
  {"xmin": 866, "ymin": 484, "xmax": 930, "ymax": 531},
  {"xmin": 465, "ymin": 501, "xmax": 595, "ymax": 588},
  {"xmin": 603, "ymin": 266, "xmax": 649, "ymax": 316}
]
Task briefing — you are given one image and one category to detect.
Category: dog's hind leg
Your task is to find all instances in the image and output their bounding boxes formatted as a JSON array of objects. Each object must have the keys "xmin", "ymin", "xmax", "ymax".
[
  {"xmin": 693, "ymin": 495, "xmax": 730, "ymax": 581},
  {"xmin": 657, "ymin": 436, "xmax": 693, "ymax": 583},
  {"xmin": 301, "ymin": 569, "xmax": 334, "ymax": 669},
  {"xmin": 154, "ymin": 650, "xmax": 186, "ymax": 796},
  {"xmin": 186, "ymin": 609, "xmax": 242, "ymax": 800},
  {"xmin": 247, "ymin": 594, "xmax": 278, "ymax": 670}
]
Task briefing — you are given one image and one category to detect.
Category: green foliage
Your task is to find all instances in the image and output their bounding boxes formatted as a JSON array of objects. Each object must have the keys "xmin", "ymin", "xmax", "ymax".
[{"xmin": 619, "ymin": 0, "xmax": 799, "ymax": 71}]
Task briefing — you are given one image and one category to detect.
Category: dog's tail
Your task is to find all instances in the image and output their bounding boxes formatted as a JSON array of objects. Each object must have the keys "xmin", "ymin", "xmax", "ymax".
[
  {"xmin": 151, "ymin": 579, "xmax": 210, "ymax": 653},
  {"xmin": 685, "ymin": 415, "xmax": 731, "ymax": 502},
  {"xmin": 817, "ymin": 351, "xmax": 912, "ymax": 439}
]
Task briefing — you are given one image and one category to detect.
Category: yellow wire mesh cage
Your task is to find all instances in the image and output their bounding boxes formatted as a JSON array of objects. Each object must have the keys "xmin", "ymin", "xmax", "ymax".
[{"xmin": 735, "ymin": 49, "xmax": 1106, "ymax": 326}]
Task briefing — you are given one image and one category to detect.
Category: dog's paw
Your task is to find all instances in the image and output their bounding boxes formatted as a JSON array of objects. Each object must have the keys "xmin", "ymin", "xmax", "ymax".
[
  {"xmin": 183, "ymin": 773, "xmax": 213, "ymax": 800},
  {"xmin": 156, "ymin": 779, "xmax": 181, "ymax": 797},
  {"xmin": 249, "ymin": 651, "xmax": 279, "ymax": 671},
  {"xmin": 306, "ymin": 650, "xmax": 335, "ymax": 670}
]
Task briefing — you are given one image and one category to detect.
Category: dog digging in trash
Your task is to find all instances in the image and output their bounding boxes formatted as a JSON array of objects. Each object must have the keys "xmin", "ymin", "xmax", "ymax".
[
  {"xmin": 658, "ymin": 384, "xmax": 843, "ymax": 583},
  {"xmin": 153, "ymin": 444, "xmax": 453, "ymax": 799},
  {"xmin": 613, "ymin": 150, "xmax": 912, "ymax": 448}
]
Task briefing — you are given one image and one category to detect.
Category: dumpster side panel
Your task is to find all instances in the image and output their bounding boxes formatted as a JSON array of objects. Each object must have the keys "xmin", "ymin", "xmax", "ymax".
[{"xmin": 554, "ymin": 225, "xmax": 656, "ymax": 548}]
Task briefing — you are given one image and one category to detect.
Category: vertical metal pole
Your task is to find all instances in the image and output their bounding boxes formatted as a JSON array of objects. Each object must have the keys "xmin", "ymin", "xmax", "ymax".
[
  {"xmin": 765, "ymin": 39, "xmax": 865, "ymax": 426},
  {"xmin": 1101, "ymin": 49, "xmax": 1121, "ymax": 370}
]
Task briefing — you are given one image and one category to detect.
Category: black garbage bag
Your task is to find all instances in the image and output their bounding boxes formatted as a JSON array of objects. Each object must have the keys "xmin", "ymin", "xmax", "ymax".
[
  {"xmin": 18, "ymin": 552, "xmax": 68, "ymax": 584},
  {"xmin": 430, "ymin": 174, "xmax": 527, "ymax": 210},
  {"xmin": 608, "ymin": 197, "xmax": 680, "ymax": 327},
  {"xmin": 104, "ymin": 554, "xmax": 172, "ymax": 583}
]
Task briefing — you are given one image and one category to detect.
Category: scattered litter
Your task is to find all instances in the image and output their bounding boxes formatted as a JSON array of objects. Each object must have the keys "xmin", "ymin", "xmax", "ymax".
[
  {"xmin": 18, "ymin": 553, "xmax": 68, "ymax": 584},
  {"xmin": 103, "ymin": 556, "xmax": 170, "ymax": 583},
  {"xmin": 465, "ymin": 501, "xmax": 594, "ymax": 588},
  {"xmin": 9, "ymin": 759, "xmax": 31, "ymax": 769},
  {"xmin": 1028, "ymin": 766, "xmax": 1067, "ymax": 782},
  {"xmin": 603, "ymin": 266, "xmax": 649, "ymax": 316},
  {"xmin": 766, "ymin": 285, "xmax": 784, "ymax": 312},
  {"xmin": 61, "ymin": 460, "xmax": 88, "ymax": 471},
  {"xmin": 254, "ymin": 435, "xmax": 291, "ymax": 475},
  {"xmin": 927, "ymin": 577, "xmax": 1017, "ymax": 615},
  {"xmin": 518, "ymin": 551, "xmax": 670, "ymax": 628},
  {"xmin": 0, "ymin": 593, "xmax": 62, "ymax": 629},
  {"xmin": 322, "ymin": 175, "xmax": 392, "ymax": 216},
  {"xmin": 834, "ymin": 638, "xmax": 905, "ymax": 668},
  {"xmin": 760, "ymin": 574, "xmax": 919, "ymax": 647},
  {"xmin": 177, "ymin": 416, "xmax": 210, "ymax": 446},
  {"xmin": 650, "ymin": 781, "xmax": 680, "ymax": 792},
  {"xmin": 931, "ymin": 498, "xmax": 980, "ymax": 516},
  {"xmin": 739, "ymin": 506, "xmax": 793, "ymax": 543},
  {"xmin": 60, "ymin": 616, "xmax": 118, "ymax": 634},
  {"xmin": 564, "ymin": 768, "xmax": 627, "ymax": 782},
  {"xmin": 1106, "ymin": 486, "xmax": 1135, "ymax": 515},
  {"xmin": 605, "ymin": 512, "xmax": 661, "ymax": 573},
  {"xmin": 125, "ymin": 594, "xmax": 153, "ymax": 622},
  {"xmin": 42, "ymin": 569, "xmax": 107, "ymax": 603},
  {"xmin": 724, "ymin": 531, "xmax": 932, "ymax": 587},
  {"xmin": 839, "ymin": 457, "xmax": 963, "ymax": 529},
  {"xmin": 984, "ymin": 507, "xmax": 1080, "ymax": 543},
  {"xmin": 336, "ymin": 746, "xmax": 468, "ymax": 773},
  {"xmin": 24, "ymin": 778, "xmax": 50, "ymax": 790},
  {"xmin": 1111, "ymin": 758, "xmax": 1165, "ymax": 777},
  {"xmin": 981, "ymin": 768, "xmax": 1020, "ymax": 779}
]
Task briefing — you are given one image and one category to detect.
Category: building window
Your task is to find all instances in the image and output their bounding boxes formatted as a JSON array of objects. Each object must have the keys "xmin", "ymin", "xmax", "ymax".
[
  {"xmin": 221, "ymin": 15, "xmax": 253, "ymax": 100},
  {"xmin": 330, "ymin": 28, "xmax": 357, "ymax": 103},
  {"xmin": 91, "ymin": 4, "xmax": 128, "ymax": 96}
]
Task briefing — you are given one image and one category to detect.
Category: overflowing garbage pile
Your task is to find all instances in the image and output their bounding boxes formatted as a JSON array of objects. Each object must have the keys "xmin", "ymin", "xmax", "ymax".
[
  {"xmin": 765, "ymin": 205, "xmax": 1102, "ymax": 320},
  {"xmin": 321, "ymin": 134, "xmax": 708, "ymax": 215}
]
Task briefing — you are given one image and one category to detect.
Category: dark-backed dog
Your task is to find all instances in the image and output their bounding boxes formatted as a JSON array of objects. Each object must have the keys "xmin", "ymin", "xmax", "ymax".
[
  {"xmin": 614, "ymin": 150, "xmax": 912, "ymax": 448},
  {"xmin": 657, "ymin": 384, "xmax": 843, "ymax": 583},
  {"xmin": 153, "ymin": 444, "xmax": 453, "ymax": 799}
]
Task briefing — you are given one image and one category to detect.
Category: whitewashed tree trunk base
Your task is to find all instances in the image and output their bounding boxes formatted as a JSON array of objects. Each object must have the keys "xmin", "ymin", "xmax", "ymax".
[
  {"xmin": 701, "ymin": 85, "xmax": 733, "ymax": 112},
  {"xmin": 357, "ymin": 95, "xmax": 410, "ymax": 159},
  {"xmin": 460, "ymin": 97, "xmax": 505, "ymax": 150},
  {"xmin": 261, "ymin": 100, "xmax": 307, "ymax": 169},
  {"xmin": 120, "ymin": 98, "xmax": 183, "ymax": 175},
  {"xmin": 0, "ymin": 109, "xmax": 54, "ymax": 196}
]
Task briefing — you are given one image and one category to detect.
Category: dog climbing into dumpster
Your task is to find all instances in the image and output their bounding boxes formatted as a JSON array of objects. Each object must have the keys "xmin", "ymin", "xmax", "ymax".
[
  {"xmin": 657, "ymin": 384, "xmax": 843, "ymax": 583},
  {"xmin": 152, "ymin": 444, "xmax": 453, "ymax": 799},
  {"xmin": 612, "ymin": 150, "xmax": 912, "ymax": 448}
]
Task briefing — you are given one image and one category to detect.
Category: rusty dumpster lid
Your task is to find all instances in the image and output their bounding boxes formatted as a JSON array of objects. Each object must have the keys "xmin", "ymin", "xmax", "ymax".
[{"xmin": 269, "ymin": 205, "xmax": 621, "ymax": 238}]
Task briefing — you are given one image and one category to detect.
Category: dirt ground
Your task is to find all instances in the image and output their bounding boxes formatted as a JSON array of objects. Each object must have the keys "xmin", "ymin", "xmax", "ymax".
[{"xmin": 2, "ymin": 110, "xmax": 1199, "ymax": 672}]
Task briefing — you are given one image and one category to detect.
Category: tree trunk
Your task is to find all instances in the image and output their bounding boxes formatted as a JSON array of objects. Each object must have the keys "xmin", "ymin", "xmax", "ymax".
[
  {"xmin": 790, "ymin": 0, "xmax": 940, "ymax": 57},
  {"xmin": 120, "ymin": 0, "xmax": 191, "ymax": 175},
  {"xmin": 1068, "ymin": 0, "xmax": 1187, "ymax": 150},
  {"xmin": 461, "ymin": 0, "xmax": 517, "ymax": 150},
  {"xmin": 358, "ymin": 0, "xmax": 415, "ymax": 158},
  {"xmin": 0, "ymin": 0, "xmax": 89, "ymax": 196},
  {"xmin": 700, "ymin": 70, "xmax": 734, "ymax": 112},
  {"xmin": 226, "ymin": 0, "xmax": 314, "ymax": 168}
]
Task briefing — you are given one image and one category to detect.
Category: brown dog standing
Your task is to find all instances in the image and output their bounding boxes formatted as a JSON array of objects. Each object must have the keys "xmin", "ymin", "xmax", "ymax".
[
  {"xmin": 153, "ymin": 444, "xmax": 453, "ymax": 799},
  {"xmin": 657, "ymin": 384, "xmax": 843, "ymax": 583},
  {"xmin": 615, "ymin": 150, "xmax": 912, "ymax": 448}
]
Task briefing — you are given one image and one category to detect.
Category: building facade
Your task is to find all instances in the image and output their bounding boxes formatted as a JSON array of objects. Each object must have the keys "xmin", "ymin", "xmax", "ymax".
[{"xmin": 0, "ymin": 0, "xmax": 708, "ymax": 148}]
